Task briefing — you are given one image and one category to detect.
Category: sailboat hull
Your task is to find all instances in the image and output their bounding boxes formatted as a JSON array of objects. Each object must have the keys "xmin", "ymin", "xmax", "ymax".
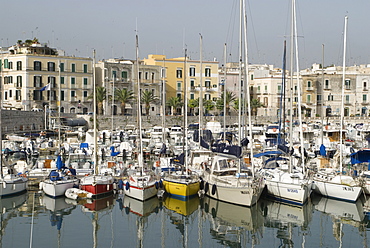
[
  {"xmin": 205, "ymin": 181, "xmax": 263, "ymax": 207},
  {"xmin": 123, "ymin": 181, "xmax": 158, "ymax": 201},
  {"xmin": 41, "ymin": 178, "xmax": 79, "ymax": 197},
  {"xmin": 162, "ymin": 177, "xmax": 200, "ymax": 200},
  {"xmin": 0, "ymin": 176, "xmax": 27, "ymax": 197},
  {"xmin": 265, "ymin": 179, "xmax": 312, "ymax": 205},
  {"xmin": 80, "ymin": 175, "xmax": 114, "ymax": 197},
  {"xmin": 313, "ymin": 178, "xmax": 362, "ymax": 202}
]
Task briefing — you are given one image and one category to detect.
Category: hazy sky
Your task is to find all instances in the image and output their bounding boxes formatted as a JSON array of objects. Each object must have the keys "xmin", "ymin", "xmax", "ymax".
[{"xmin": 2, "ymin": 0, "xmax": 370, "ymax": 69}]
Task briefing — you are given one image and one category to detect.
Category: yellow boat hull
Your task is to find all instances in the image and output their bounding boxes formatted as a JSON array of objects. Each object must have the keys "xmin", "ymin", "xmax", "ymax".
[{"xmin": 163, "ymin": 179, "xmax": 200, "ymax": 199}]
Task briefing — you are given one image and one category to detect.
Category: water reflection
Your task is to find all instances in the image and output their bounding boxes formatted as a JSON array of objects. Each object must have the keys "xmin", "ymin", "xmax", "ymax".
[
  {"xmin": 0, "ymin": 191, "xmax": 369, "ymax": 248},
  {"xmin": 203, "ymin": 196, "xmax": 264, "ymax": 247}
]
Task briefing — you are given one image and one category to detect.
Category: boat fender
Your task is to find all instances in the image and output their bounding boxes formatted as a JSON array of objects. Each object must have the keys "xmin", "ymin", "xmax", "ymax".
[
  {"xmin": 155, "ymin": 181, "xmax": 159, "ymax": 189},
  {"xmin": 125, "ymin": 207, "xmax": 130, "ymax": 215},
  {"xmin": 125, "ymin": 182, "xmax": 130, "ymax": 191},
  {"xmin": 204, "ymin": 182, "xmax": 209, "ymax": 193},
  {"xmin": 211, "ymin": 208, "xmax": 217, "ymax": 218},
  {"xmin": 3, "ymin": 182, "xmax": 6, "ymax": 189},
  {"xmin": 39, "ymin": 182, "xmax": 43, "ymax": 190},
  {"xmin": 159, "ymin": 179, "xmax": 163, "ymax": 188},
  {"xmin": 211, "ymin": 184, "xmax": 217, "ymax": 195},
  {"xmin": 118, "ymin": 179, "xmax": 124, "ymax": 189},
  {"xmin": 199, "ymin": 180, "xmax": 204, "ymax": 190}
]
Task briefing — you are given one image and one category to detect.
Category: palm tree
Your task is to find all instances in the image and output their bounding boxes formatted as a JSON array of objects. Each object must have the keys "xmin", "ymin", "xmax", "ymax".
[
  {"xmin": 166, "ymin": 96, "xmax": 183, "ymax": 115},
  {"xmin": 115, "ymin": 88, "xmax": 135, "ymax": 115},
  {"xmin": 188, "ymin": 98, "xmax": 199, "ymax": 116},
  {"xmin": 216, "ymin": 90, "xmax": 236, "ymax": 116},
  {"xmin": 141, "ymin": 90, "xmax": 158, "ymax": 116},
  {"xmin": 203, "ymin": 100, "xmax": 215, "ymax": 116},
  {"xmin": 88, "ymin": 86, "xmax": 106, "ymax": 115},
  {"xmin": 250, "ymin": 98, "xmax": 264, "ymax": 117}
]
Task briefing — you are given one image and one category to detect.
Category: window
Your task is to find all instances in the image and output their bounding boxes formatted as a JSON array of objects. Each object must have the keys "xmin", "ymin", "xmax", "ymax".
[
  {"xmin": 4, "ymin": 59, "xmax": 8, "ymax": 69},
  {"xmin": 16, "ymin": 61, "xmax": 22, "ymax": 70},
  {"xmin": 176, "ymin": 68, "xmax": 182, "ymax": 78},
  {"xmin": 71, "ymin": 77, "xmax": 76, "ymax": 85},
  {"xmin": 176, "ymin": 93, "xmax": 182, "ymax": 99},
  {"xmin": 9, "ymin": 90, "xmax": 12, "ymax": 98},
  {"xmin": 122, "ymin": 71, "xmax": 128, "ymax": 79},
  {"xmin": 307, "ymin": 94, "xmax": 311, "ymax": 103},
  {"xmin": 83, "ymin": 91, "xmax": 88, "ymax": 98},
  {"xmin": 145, "ymin": 71, "xmax": 148, "ymax": 80},
  {"xmin": 363, "ymin": 94, "xmax": 367, "ymax": 102},
  {"xmin": 189, "ymin": 67, "xmax": 195, "ymax": 76},
  {"xmin": 8, "ymin": 61, "xmax": 13, "ymax": 69},
  {"xmin": 345, "ymin": 95, "xmax": 350, "ymax": 103},
  {"xmin": 177, "ymin": 82, "xmax": 182, "ymax": 91},
  {"xmin": 190, "ymin": 79, "xmax": 195, "ymax": 89},
  {"xmin": 83, "ymin": 78, "xmax": 88, "ymax": 85},
  {"xmin": 264, "ymin": 97, "xmax": 268, "ymax": 106},
  {"xmin": 205, "ymin": 68, "xmax": 211, "ymax": 77},
  {"xmin": 205, "ymin": 81, "xmax": 211, "ymax": 88},
  {"xmin": 16, "ymin": 76, "xmax": 22, "ymax": 87},
  {"xmin": 48, "ymin": 76, "xmax": 56, "ymax": 88},
  {"xmin": 325, "ymin": 79, "xmax": 329, "ymax": 89},
  {"xmin": 71, "ymin": 90, "xmax": 76, "ymax": 98},
  {"xmin": 328, "ymin": 94, "xmax": 333, "ymax": 101},
  {"xmin": 112, "ymin": 70, "xmax": 117, "ymax": 78},
  {"xmin": 48, "ymin": 62, "xmax": 55, "ymax": 71},
  {"xmin": 60, "ymin": 63, "xmax": 64, "ymax": 72},
  {"xmin": 61, "ymin": 77, "xmax": 65, "ymax": 84},
  {"xmin": 278, "ymin": 85, "xmax": 282, "ymax": 94},
  {"xmin": 364, "ymin": 81, "xmax": 367, "ymax": 90},
  {"xmin": 307, "ymin": 81, "xmax": 312, "ymax": 88},
  {"xmin": 257, "ymin": 86, "xmax": 261, "ymax": 93},
  {"xmin": 205, "ymin": 94, "xmax": 211, "ymax": 100},
  {"xmin": 34, "ymin": 76, "xmax": 42, "ymax": 87},
  {"xmin": 345, "ymin": 79, "xmax": 351, "ymax": 89},
  {"xmin": 161, "ymin": 68, "xmax": 166, "ymax": 78},
  {"xmin": 83, "ymin": 64, "xmax": 88, "ymax": 73},
  {"xmin": 15, "ymin": 90, "xmax": 21, "ymax": 101},
  {"xmin": 4, "ymin": 92, "xmax": 7, "ymax": 100},
  {"xmin": 61, "ymin": 91, "xmax": 65, "ymax": 101},
  {"xmin": 4, "ymin": 76, "xmax": 12, "ymax": 84},
  {"xmin": 139, "ymin": 72, "xmax": 142, "ymax": 80},
  {"xmin": 33, "ymin": 90, "xmax": 43, "ymax": 101},
  {"xmin": 71, "ymin": 63, "xmax": 76, "ymax": 72},
  {"xmin": 317, "ymin": 94, "xmax": 322, "ymax": 104},
  {"xmin": 34, "ymin": 61, "xmax": 42, "ymax": 71},
  {"xmin": 190, "ymin": 93, "xmax": 194, "ymax": 100},
  {"xmin": 265, "ymin": 85, "xmax": 268, "ymax": 93}
]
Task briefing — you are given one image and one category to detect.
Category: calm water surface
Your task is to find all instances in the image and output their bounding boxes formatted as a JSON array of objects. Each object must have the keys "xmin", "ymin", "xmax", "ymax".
[{"xmin": 1, "ymin": 189, "xmax": 369, "ymax": 248}]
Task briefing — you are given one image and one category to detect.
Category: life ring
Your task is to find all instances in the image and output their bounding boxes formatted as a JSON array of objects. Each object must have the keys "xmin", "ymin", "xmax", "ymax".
[
  {"xmin": 21, "ymin": 174, "xmax": 27, "ymax": 178},
  {"xmin": 302, "ymin": 127, "xmax": 306, "ymax": 131},
  {"xmin": 325, "ymin": 125, "xmax": 329, "ymax": 130},
  {"xmin": 155, "ymin": 161, "xmax": 160, "ymax": 167},
  {"xmin": 272, "ymin": 128, "xmax": 277, "ymax": 132},
  {"xmin": 199, "ymin": 180, "xmax": 204, "ymax": 190}
]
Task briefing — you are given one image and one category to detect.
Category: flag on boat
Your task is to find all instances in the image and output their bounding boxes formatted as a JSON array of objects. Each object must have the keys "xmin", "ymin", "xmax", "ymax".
[{"xmin": 40, "ymin": 84, "xmax": 51, "ymax": 91}]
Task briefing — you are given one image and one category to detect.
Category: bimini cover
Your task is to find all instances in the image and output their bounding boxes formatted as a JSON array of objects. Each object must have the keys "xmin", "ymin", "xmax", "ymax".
[
  {"xmin": 350, "ymin": 149, "xmax": 370, "ymax": 168},
  {"xmin": 254, "ymin": 150, "xmax": 283, "ymax": 158},
  {"xmin": 49, "ymin": 171, "xmax": 60, "ymax": 181}
]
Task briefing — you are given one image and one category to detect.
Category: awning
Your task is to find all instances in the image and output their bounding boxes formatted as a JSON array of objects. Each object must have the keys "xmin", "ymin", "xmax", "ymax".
[{"xmin": 254, "ymin": 150, "xmax": 282, "ymax": 158}]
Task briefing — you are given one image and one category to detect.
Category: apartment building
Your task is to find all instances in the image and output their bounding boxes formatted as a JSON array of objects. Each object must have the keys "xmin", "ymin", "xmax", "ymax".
[
  {"xmin": 1, "ymin": 39, "xmax": 93, "ymax": 114},
  {"xmin": 143, "ymin": 54, "xmax": 219, "ymax": 115},
  {"xmin": 95, "ymin": 58, "xmax": 162, "ymax": 116}
]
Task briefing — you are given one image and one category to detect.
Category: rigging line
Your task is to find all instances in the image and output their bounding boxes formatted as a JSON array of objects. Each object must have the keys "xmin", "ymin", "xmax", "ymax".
[
  {"xmin": 245, "ymin": 0, "xmax": 260, "ymax": 62},
  {"xmin": 225, "ymin": 0, "xmax": 238, "ymax": 62}
]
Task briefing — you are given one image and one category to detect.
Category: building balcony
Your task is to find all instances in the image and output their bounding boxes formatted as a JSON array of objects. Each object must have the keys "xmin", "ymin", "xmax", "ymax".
[
  {"xmin": 363, "ymin": 87, "xmax": 368, "ymax": 91},
  {"xmin": 306, "ymin": 87, "xmax": 314, "ymax": 91},
  {"xmin": 362, "ymin": 101, "xmax": 369, "ymax": 105},
  {"xmin": 344, "ymin": 101, "xmax": 351, "ymax": 105}
]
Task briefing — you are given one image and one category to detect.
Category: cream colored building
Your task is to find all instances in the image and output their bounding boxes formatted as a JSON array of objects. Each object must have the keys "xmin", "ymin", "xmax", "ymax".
[
  {"xmin": 143, "ymin": 54, "xmax": 219, "ymax": 114},
  {"xmin": 1, "ymin": 39, "xmax": 93, "ymax": 114}
]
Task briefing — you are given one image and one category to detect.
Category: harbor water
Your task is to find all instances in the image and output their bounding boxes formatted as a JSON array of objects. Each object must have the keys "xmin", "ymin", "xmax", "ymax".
[{"xmin": 1, "ymin": 188, "xmax": 370, "ymax": 248}]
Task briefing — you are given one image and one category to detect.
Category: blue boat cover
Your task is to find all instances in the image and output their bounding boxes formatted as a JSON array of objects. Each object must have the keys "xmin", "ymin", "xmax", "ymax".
[
  {"xmin": 319, "ymin": 144, "xmax": 327, "ymax": 157},
  {"xmin": 212, "ymin": 143, "xmax": 242, "ymax": 158},
  {"xmin": 80, "ymin": 143, "xmax": 89, "ymax": 149},
  {"xmin": 56, "ymin": 155, "xmax": 64, "ymax": 170},
  {"xmin": 171, "ymin": 153, "xmax": 185, "ymax": 165},
  {"xmin": 254, "ymin": 150, "xmax": 283, "ymax": 158},
  {"xmin": 350, "ymin": 149, "xmax": 370, "ymax": 168}
]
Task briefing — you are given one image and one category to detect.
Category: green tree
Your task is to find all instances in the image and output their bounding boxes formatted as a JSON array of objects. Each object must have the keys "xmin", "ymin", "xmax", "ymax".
[
  {"xmin": 203, "ymin": 100, "xmax": 215, "ymax": 115},
  {"xmin": 141, "ymin": 90, "xmax": 158, "ymax": 116},
  {"xmin": 250, "ymin": 98, "xmax": 264, "ymax": 116},
  {"xmin": 216, "ymin": 90, "xmax": 236, "ymax": 115},
  {"xmin": 166, "ymin": 96, "xmax": 183, "ymax": 115},
  {"xmin": 88, "ymin": 86, "xmax": 106, "ymax": 115},
  {"xmin": 115, "ymin": 88, "xmax": 135, "ymax": 115},
  {"xmin": 188, "ymin": 98, "xmax": 199, "ymax": 116}
]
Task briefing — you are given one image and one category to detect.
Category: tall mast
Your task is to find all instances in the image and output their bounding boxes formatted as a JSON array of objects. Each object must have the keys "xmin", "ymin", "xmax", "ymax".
[
  {"xmin": 183, "ymin": 49, "xmax": 189, "ymax": 174},
  {"xmin": 92, "ymin": 49, "xmax": 98, "ymax": 175},
  {"xmin": 243, "ymin": 0, "xmax": 255, "ymax": 175},
  {"xmin": 223, "ymin": 43, "xmax": 227, "ymax": 144},
  {"xmin": 199, "ymin": 34, "xmax": 203, "ymax": 148},
  {"xmin": 136, "ymin": 34, "xmax": 144, "ymax": 170},
  {"xmin": 238, "ymin": 0, "xmax": 242, "ymax": 146},
  {"xmin": 288, "ymin": 0, "xmax": 294, "ymax": 173},
  {"xmin": 161, "ymin": 59, "xmax": 166, "ymax": 142},
  {"xmin": 340, "ymin": 16, "xmax": 348, "ymax": 172},
  {"xmin": 321, "ymin": 44, "xmax": 324, "ymax": 145}
]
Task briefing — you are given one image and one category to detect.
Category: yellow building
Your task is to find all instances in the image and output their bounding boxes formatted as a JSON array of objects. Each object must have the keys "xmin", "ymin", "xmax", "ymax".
[
  {"xmin": 143, "ymin": 54, "xmax": 219, "ymax": 114},
  {"xmin": 1, "ymin": 39, "xmax": 93, "ymax": 114}
]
